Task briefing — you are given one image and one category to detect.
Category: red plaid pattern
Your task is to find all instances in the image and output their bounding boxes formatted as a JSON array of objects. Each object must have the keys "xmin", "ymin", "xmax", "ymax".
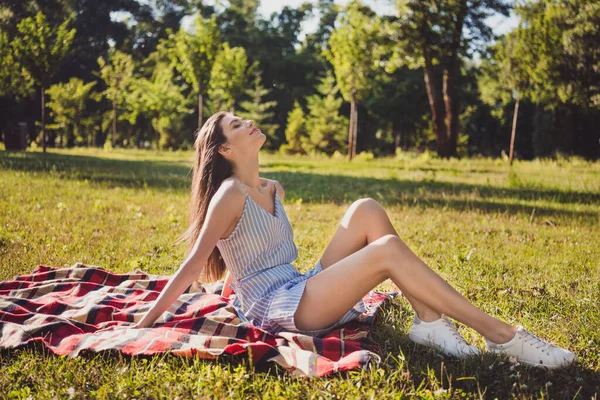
[{"xmin": 0, "ymin": 263, "xmax": 398, "ymax": 377}]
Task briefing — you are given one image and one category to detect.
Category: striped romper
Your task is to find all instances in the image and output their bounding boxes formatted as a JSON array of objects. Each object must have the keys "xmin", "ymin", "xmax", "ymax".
[{"xmin": 216, "ymin": 182, "xmax": 365, "ymax": 337}]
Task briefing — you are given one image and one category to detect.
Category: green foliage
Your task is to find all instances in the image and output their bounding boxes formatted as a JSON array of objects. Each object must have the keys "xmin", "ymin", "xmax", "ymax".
[
  {"xmin": 281, "ymin": 101, "xmax": 307, "ymax": 155},
  {"xmin": 239, "ymin": 69, "xmax": 279, "ymax": 149},
  {"xmin": 324, "ymin": 0, "xmax": 384, "ymax": 159},
  {"xmin": 478, "ymin": 55, "xmax": 513, "ymax": 121},
  {"xmin": 208, "ymin": 43, "xmax": 248, "ymax": 113},
  {"xmin": 0, "ymin": 0, "xmax": 597, "ymax": 159},
  {"xmin": 512, "ymin": 0, "xmax": 600, "ymax": 109},
  {"xmin": 172, "ymin": 14, "xmax": 221, "ymax": 124},
  {"xmin": 304, "ymin": 71, "xmax": 348, "ymax": 155},
  {"xmin": 97, "ymin": 50, "xmax": 134, "ymax": 146},
  {"xmin": 6, "ymin": 11, "xmax": 75, "ymax": 149},
  {"xmin": 46, "ymin": 78, "xmax": 97, "ymax": 146},
  {"xmin": 97, "ymin": 50, "xmax": 134, "ymax": 107},
  {"xmin": 323, "ymin": 1, "xmax": 383, "ymax": 103},
  {"xmin": 0, "ymin": 30, "xmax": 34, "ymax": 98},
  {"xmin": 11, "ymin": 12, "xmax": 75, "ymax": 87},
  {"xmin": 388, "ymin": 0, "xmax": 510, "ymax": 158},
  {"xmin": 130, "ymin": 61, "xmax": 193, "ymax": 150},
  {"xmin": 389, "ymin": 0, "xmax": 509, "ymax": 71}
]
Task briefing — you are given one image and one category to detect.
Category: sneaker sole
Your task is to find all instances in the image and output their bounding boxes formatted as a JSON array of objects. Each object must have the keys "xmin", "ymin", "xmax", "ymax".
[{"xmin": 409, "ymin": 331, "xmax": 480, "ymax": 358}]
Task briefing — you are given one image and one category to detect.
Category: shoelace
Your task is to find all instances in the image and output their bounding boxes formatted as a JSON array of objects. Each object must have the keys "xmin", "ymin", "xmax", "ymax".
[
  {"xmin": 520, "ymin": 329, "xmax": 552, "ymax": 351},
  {"xmin": 440, "ymin": 316, "xmax": 469, "ymax": 346}
]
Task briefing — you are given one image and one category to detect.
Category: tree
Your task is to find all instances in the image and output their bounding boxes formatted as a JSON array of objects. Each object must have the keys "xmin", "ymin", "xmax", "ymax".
[
  {"xmin": 128, "ymin": 60, "xmax": 193, "ymax": 150},
  {"xmin": 389, "ymin": 0, "xmax": 510, "ymax": 157},
  {"xmin": 172, "ymin": 14, "xmax": 221, "ymax": 129},
  {"xmin": 304, "ymin": 0, "xmax": 340, "ymax": 52},
  {"xmin": 97, "ymin": 50, "xmax": 134, "ymax": 147},
  {"xmin": 46, "ymin": 78, "xmax": 97, "ymax": 147},
  {"xmin": 11, "ymin": 12, "xmax": 75, "ymax": 152},
  {"xmin": 304, "ymin": 71, "xmax": 348, "ymax": 155},
  {"xmin": 479, "ymin": 33, "xmax": 531, "ymax": 165},
  {"xmin": 208, "ymin": 43, "xmax": 248, "ymax": 113},
  {"xmin": 478, "ymin": 0, "xmax": 599, "ymax": 160},
  {"xmin": 239, "ymin": 69, "xmax": 279, "ymax": 148},
  {"xmin": 324, "ymin": 1, "xmax": 383, "ymax": 160},
  {"xmin": 0, "ymin": 31, "xmax": 34, "ymax": 99},
  {"xmin": 281, "ymin": 101, "xmax": 307, "ymax": 155},
  {"xmin": 512, "ymin": 0, "xmax": 599, "ymax": 110}
]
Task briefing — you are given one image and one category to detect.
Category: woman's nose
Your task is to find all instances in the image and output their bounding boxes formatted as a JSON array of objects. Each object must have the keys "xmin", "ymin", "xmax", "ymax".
[{"xmin": 247, "ymin": 119, "xmax": 254, "ymax": 127}]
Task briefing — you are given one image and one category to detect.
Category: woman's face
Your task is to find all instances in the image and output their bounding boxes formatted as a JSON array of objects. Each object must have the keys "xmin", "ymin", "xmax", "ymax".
[{"xmin": 218, "ymin": 113, "xmax": 265, "ymax": 159}]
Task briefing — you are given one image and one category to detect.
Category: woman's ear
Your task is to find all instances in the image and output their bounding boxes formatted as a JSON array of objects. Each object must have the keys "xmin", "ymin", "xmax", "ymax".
[{"xmin": 218, "ymin": 143, "xmax": 232, "ymax": 156}]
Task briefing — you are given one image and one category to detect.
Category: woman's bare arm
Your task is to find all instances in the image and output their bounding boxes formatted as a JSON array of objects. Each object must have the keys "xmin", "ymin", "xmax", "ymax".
[{"xmin": 135, "ymin": 181, "xmax": 245, "ymax": 328}]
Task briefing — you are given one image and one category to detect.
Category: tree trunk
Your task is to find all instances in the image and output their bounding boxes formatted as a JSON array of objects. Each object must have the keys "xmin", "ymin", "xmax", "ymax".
[
  {"xmin": 347, "ymin": 96, "xmax": 354, "ymax": 160},
  {"xmin": 442, "ymin": 63, "xmax": 459, "ymax": 158},
  {"xmin": 41, "ymin": 87, "xmax": 46, "ymax": 153},
  {"xmin": 509, "ymin": 95, "xmax": 519, "ymax": 166},
  {"xmin": 154, "ymin": 116, "xmax": 160, "ymax": 149},
  {"xmin": 423, "ymin": 59, "xmax": 446, "ymax": 155},
  {"xmin": 348, "ymin": 92, "xmax": 358, "ymax": 161},
  {"xmin": 198, "ymin": 92, "xmax": 203, "ymax": 129},
  {"xmin": 443, "ymin": 0, "xmax": 467, "ymax": 158},
  {"xmin": 352, "ymin": 92, "xmax": 358, "ymax": 159},
  {"xmin": 112, "ymin": 95, "xmax": 117, "ymax": 147}
]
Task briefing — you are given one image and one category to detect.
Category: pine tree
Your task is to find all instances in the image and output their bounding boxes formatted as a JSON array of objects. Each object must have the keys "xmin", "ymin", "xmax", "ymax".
[
  {"xmin": 239, "ymin": 69, "xmax": 279, "ymax": 149},
  {"xmin": 305, "ymin": 71, "xmax": 348, "ymax": 155},
  {"xmin": 281, "ymin": 101, "xmax": 307, "ymax": 155}
]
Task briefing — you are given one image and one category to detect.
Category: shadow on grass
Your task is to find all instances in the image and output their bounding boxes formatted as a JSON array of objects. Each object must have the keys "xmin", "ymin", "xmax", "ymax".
[
  {"xmin": 364, "ymin": 299, "xmax": 600, "ymax": 399},
  {"xmin": 1, "ymin": 151, "xmax": 598, "ymax": 223}
]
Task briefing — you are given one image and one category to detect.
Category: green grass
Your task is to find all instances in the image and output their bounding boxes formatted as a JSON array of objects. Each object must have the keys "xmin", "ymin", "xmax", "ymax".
[{"xmin": 1, "ymin": 148, "xmax": 599, "ymax": 399}]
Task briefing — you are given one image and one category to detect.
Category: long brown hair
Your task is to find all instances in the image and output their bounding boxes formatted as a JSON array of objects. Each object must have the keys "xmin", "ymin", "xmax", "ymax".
[{"xmin": 179, "ymin": 111, "xmax": 232, "ymax": 282}]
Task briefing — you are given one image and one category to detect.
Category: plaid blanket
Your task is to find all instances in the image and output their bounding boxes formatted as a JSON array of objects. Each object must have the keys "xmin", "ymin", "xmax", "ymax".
[{"xmin": 0, "ymin": 262, "xmax": 398, "ymax": 377}]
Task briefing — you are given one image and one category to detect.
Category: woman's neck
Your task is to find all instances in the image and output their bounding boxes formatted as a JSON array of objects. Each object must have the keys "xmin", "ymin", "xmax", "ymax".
[{"xmin": 231, "ymin": 153, "xmax": 261, "ymax": 190}]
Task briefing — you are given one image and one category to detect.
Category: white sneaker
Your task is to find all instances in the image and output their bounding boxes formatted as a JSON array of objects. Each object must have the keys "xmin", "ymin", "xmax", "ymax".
[
  {"xmin": 408, "ymin": 314, "xmax": 481, "ymax": 358},
  {"xmin": 485, "ymin": 326, "xmax": 577, "ymax": 369}
]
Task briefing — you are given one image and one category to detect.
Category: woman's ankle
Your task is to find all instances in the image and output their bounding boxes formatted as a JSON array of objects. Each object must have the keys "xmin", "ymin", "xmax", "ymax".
[
  {"xmin": 486, "ymin": 325, "xmax": 518, "ymax": 344},
  {"xmin": 415, "ymin": 310, "xmax": 442, "ymax": 323}
]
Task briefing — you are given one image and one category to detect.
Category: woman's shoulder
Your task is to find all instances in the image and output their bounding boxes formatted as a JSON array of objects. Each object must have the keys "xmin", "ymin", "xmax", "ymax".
[
  {"xmin": 213, "ymin": 178, "xmax": 246, "ymax": 214},
  {"xmin": 259, "ymin": 177, "xmax": 284, "ymax": 200}
]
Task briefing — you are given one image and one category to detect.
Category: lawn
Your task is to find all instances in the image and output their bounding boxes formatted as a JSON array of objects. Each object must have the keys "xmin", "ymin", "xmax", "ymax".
[{"xmin": 1, "ymin": 148, "xmax": 599, "ymax": 398}]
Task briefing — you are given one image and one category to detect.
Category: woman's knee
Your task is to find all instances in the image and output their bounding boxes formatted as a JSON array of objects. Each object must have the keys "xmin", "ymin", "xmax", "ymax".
[
  {"xmin": 351, "ymin": 198, "xmax": 383, "ymax": 215},
  {"xmin": 368, "ymin": 234, "xmax": 405, "ymax": 274},
  {"xmin": 344, "ymin": 198, "xmax": 384, "ymax": 226}
]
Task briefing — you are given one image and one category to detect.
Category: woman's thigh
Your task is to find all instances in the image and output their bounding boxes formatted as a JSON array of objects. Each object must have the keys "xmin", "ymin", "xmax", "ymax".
[
  {"xmin": 294, "ymin": 235, "xmax": 400, "ymax": 331},
  {"xmin": 319, "ymin": 198, "xmax": 399, "ymax": 270}
]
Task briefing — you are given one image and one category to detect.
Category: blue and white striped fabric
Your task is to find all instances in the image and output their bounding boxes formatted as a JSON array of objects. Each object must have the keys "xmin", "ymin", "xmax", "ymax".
[{"xmin": 216, "ymin": 181, "xmax": 365, "ymax": 337}]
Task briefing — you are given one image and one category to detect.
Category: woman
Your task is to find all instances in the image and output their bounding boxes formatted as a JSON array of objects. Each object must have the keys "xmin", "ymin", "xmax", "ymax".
[{"xmin": 131, "ymin": 111, "xmax": 576, "ymax": 369}]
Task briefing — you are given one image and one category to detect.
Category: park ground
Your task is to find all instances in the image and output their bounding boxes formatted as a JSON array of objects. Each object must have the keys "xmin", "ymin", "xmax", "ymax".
[{"xmin": 0, "ymin": 148, "xmax": 599, "ymax": 398}]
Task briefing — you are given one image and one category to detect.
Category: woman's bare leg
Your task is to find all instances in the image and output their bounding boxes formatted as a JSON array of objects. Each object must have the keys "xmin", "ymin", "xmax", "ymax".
[
  {"xmin": 295, "ymin": 200, "xmax": 517, "ymax": 344},
  {"xmin": 318, "ymin": 198, "xmax": 441, "ymax": 321}
]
